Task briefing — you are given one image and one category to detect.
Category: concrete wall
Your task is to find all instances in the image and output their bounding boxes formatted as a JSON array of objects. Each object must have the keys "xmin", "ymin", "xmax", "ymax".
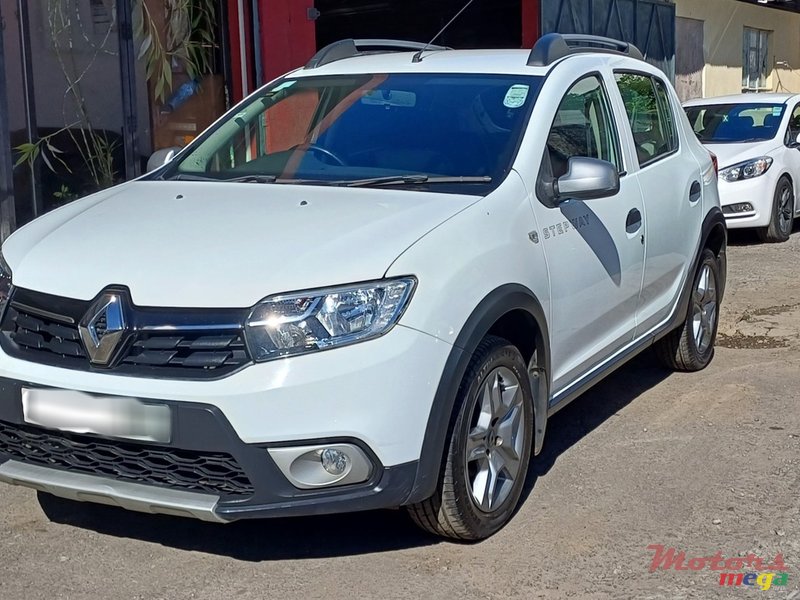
[{"xmin": 674, "ymin": 0, "xmax": 800, "ymax": 98}]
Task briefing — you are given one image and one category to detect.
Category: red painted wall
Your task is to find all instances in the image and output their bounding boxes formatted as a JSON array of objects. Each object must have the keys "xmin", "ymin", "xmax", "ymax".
[
  {"xmin": 521, "ymin": 0, "xmax": 541, "ymax": 48},
  {"xmin": 227, "ymin": 0, "xmax": 255, "ymax": 102},
  {"xmin": 258, "ymin": 0, "xmax": 318, "ymax": 84}
]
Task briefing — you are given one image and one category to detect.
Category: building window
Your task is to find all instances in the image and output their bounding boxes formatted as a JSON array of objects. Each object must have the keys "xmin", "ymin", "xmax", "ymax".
[{"xmin": 743, "ymin": 27, "xmax": 770, "ymax": 91}]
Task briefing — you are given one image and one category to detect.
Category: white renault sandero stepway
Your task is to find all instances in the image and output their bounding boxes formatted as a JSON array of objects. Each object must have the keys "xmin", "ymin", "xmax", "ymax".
[{"xmin": 0, "ymin": 34, "xmax": 726, "ymax": 540}]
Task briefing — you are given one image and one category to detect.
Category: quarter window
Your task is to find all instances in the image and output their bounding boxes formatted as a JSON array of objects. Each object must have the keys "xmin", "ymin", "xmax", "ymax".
[
  {"xmin": 543, "ymin": 75, "xmax": 621, "ymax": 180},
  {"xmin": 615, "ymin": 73, "xmax": 679, "ymax": 166}
]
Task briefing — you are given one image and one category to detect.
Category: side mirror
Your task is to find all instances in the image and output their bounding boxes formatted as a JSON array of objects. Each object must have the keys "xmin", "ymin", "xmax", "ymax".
[
  {"xmin": 146, "ymin": 146, "xmax": 181, "ymax": 172},
  {"xmin": 794, "ymin": 132, "xmax": 800, "ymax": 148},
  {"xmin": 554, "ymin": 157, "xmax": 620, "ymax": 202}
]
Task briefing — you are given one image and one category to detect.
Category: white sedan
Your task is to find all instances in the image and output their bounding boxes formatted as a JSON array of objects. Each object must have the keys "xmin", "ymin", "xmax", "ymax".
[{"xmin": 684, "ymin": 93, "xmax": 800, "ymax": 242}]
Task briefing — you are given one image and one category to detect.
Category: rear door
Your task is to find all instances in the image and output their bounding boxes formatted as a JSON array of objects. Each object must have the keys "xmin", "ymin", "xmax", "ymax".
[{"xmin": 612, "ymin": 71, "xmax": 704, "ymax": 335}]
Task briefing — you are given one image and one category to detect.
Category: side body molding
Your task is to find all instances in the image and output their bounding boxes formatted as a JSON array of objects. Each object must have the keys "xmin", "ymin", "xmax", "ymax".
[{"xmin": 405, "ymin": 284, "xmax": 551, "ymax": 505}]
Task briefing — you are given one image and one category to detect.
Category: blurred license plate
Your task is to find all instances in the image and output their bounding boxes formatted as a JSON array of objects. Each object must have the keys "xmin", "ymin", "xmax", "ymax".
[{"xmin": 21, "ymin": 388, "xmax": 171, "ymax": 443}]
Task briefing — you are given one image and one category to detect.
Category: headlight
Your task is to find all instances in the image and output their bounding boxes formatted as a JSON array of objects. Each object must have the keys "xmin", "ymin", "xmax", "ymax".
[
  {"xmin": 0, "ymin": 250, "xmax": 12, "ymax": 317},
  {"xmin": 719, "ymin": 157, "xmax": 773, "ymax": 183},
  {"xmin": 245, "ymin": 277, "xmax": 416, "ymax": 361}
]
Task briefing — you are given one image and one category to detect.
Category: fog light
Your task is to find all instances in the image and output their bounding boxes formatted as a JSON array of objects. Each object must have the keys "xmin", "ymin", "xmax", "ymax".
[
  {"xmin": 723, "ymin": 202, "xmax": 754, "ymax": 215},
  {"xmin": 268, "ymin": 443, "xmax": 374, "ymax": 489},
  {"xmin": 321, "ymin": 448, "xmax": 350, "ymax": 475}
]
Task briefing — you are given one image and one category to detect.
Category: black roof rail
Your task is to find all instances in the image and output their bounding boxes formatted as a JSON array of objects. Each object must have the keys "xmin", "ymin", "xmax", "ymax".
[
  {"xmin": 527, "ymin": 33, "xmax": 644, "ymax": 67},
  {"xmin": 306, "ymin": 39, "xmax": 451, "ymax": 69}
]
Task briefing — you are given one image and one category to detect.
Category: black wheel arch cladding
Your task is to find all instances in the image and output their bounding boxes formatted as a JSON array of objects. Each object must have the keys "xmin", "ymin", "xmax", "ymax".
[{"xmin": 405, "ymin": 284, "xmax": 550, "ymax": 505}]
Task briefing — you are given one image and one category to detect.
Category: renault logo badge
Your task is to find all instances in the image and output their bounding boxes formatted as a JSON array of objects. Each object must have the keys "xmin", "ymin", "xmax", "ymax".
[{"xmin": 79, "ymin": 293, "xmax": 129, "ymax": 366}]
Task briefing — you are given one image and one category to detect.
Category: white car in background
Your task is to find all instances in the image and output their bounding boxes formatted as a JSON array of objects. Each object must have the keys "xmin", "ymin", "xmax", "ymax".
[{"xmin": 684, "ymin": 94, "xmax": 800, "ymax": 243}]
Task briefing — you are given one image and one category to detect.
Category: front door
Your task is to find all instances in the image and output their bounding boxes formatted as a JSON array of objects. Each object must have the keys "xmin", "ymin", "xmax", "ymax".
[
  {"xmin": 533, "ymin": 74, "xmax": 646, "ymax": 394},
  {"xmin": 782, "ymin": 102, "xmax": 800, "ymax": 217}
]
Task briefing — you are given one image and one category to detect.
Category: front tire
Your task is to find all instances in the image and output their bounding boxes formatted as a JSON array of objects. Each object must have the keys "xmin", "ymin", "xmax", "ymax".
[
  {"xmin": 655, "ymin": 249, "xmax": 720, "ymax": 372},
  {"xmin": 407, "ymin": 336, "xmax": 534, "ymax": 541},
  {"xmin": 757, "ymin": 177, "xmax": 794, "ymax": 243}
]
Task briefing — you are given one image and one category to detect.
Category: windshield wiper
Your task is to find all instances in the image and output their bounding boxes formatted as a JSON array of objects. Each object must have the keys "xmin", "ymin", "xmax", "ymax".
[
  {"xmin": 707, "ymin": 138, "xmax": 768, "ymax": 144},
  {"xmin": 168, "ymin": 173, "xmax": 277, "ymax": 184},
  {"xmin": 345, "ymin": 175, "xmax": 492, "ymax": 188},
  {"xmin": 168, "ymin": 173, "xmax": 221, "ymax": 182},
  {"xmin": 225, "ymin": 174, "xmax": 278, "ymax": 184}
]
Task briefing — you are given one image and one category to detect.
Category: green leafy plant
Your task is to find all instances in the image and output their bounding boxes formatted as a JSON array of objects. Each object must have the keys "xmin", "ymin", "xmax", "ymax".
[
  {"xmin": 13, "ymin": 132, "xmax": 70, "ymax": 174},
  {"xmin": 14, "ymin": 0, "xmax": 216, "ymax": 199},
  {"xmin": 53, "ymin": 185, "xmax": 78, "ymax": 201},
  {"xmin": 133, "ymin": 0, "xmax": 217, "ymax": 103},
  {"xmin": 13, "ymin": 1, "xmax": 120, "ymax": 196}
]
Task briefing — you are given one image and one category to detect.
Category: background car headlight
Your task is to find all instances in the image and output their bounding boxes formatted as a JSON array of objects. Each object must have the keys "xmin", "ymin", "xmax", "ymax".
[
  {"xmin": 719, "ymin": 157, "xmax": 773, "ymax": 183},
  {"xmin": 245, "ymin": 277, "xmax": 416, "ymax": 361},
  {"xmin": 0, "ymin": 250, "xmax": 12, "ymax": 317}
]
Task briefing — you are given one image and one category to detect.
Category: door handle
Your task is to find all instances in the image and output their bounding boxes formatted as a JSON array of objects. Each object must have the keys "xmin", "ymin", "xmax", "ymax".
[
  {"xmin": 626, "ymin": 208, "xmax": 642, "ymax": 233},
  {"xmin": 689, "ymin": 181, "xmax": 702, "ymax": 203}
]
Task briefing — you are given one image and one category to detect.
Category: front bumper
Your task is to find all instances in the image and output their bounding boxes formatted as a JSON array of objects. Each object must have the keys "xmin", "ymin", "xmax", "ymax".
[
  {"xmin": 718, "ymin": 174, "xmax": 776, "ymax": 229},
  {"xmin": 0, "ymin": 377, "xmax": 419, "ymax": 520},
  {"xmin": 0, "ymin": 324, "xmax": 452, "ymax": 520}
]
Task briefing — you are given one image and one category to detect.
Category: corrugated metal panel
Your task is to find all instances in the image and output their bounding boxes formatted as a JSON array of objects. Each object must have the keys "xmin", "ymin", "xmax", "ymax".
[{"xmin": 542, "ymin": 0, "xmax": 675, "ymax": 81}]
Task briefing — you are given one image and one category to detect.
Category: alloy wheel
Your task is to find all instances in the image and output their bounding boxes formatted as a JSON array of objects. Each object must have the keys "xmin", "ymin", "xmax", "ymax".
[
  {"xmin": 692, "ymin": 264, "xmax": 718, "ymax": 354},
  {"xmin": 779, "ymin": 185, "xmax": 793, "ymax": 235},
  {"xmin": 465, "ymin": 366, "xmax": 526, "ymax": 513}
]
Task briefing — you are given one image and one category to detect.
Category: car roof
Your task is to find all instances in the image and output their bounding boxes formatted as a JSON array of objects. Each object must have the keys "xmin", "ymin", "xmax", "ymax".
[
  {"xmin": 683, "ymin": 93, "xmax": 799, "ymax": 107},
  {"xmin": 292, "ymin": 49, "xmax": 553, "ymax": 78}
]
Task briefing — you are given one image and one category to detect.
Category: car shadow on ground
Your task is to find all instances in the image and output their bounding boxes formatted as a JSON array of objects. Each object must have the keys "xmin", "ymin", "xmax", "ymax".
[
  {"xmin": 37, "ymin": 353, "xmax": 672, "ymax": 560},
  {"xmin": 518, "ymin": 352, "xmax": 671, "ymax": 507},
  {"xmin": 727, "ymin": 229, "xmax": 765, "ymax": 246},
  {"xmin": 726, "ymin": 222, "xmax": 800, "ymax": 246}
]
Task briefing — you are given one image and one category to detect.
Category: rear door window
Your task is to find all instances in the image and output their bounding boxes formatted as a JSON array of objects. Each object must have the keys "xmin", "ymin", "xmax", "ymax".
[{"xmin": 614, "ymin": 73, "xmax": 679, "ymax": 166}]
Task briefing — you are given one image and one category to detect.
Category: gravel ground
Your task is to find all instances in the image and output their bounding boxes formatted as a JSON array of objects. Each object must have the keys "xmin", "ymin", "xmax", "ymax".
[{"xmin": 1, "ymin": 229, "xmax": 799, "ymax": 600}]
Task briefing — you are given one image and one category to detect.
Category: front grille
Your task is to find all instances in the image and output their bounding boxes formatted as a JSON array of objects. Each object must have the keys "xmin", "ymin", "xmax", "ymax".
[
  {"xmin": 10, "ymin": 307, "xmax": 86, "ymax": 361},
  {"xmin": 0, "ymin": 420, "xmax": 255, "ymax": 498},
  {"xmin": 0, "ymin": 288, "xmax": 252, "ymax": 379},
  {"xmin": 124, "ymin": 333, "xmax": 248, "ymax": 370}
]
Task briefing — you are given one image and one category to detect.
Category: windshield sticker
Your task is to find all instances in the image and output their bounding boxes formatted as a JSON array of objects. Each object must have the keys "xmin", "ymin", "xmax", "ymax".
[
  {"xmin": 503, "ymin": 84, "xmax": 530, "ymax": 109},
  {"xmin": 773, "ymin": 107, "xmax": 783, "ymax": 117}
]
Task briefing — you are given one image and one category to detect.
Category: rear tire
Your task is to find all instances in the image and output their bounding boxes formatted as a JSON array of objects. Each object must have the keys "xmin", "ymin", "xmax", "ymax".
[
  {"xmin": 407, "ymin": 336, "xmax": 534, "ymax": 541},
  {"xmin": 757, "ymin": 177, "xmax": 794, "ymax": 243},
  {"xmin": 655, "ymin": 249, "xmax": 720, "ymax": 372}
]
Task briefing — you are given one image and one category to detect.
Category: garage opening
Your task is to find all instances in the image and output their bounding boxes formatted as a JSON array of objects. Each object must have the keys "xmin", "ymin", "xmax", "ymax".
[{"xmin": 314, "ymin": 0, "xmax": 523, "ymax": 50}]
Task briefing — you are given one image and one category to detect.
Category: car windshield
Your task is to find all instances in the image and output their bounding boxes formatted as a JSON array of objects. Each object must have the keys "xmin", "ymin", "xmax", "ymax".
[
  {"xmin": 163, "ymin": 73, "xmax": 542, "ymax": 192},
  {"xmin": 685, "ymin": 103, "xmax": 786, "ymax": 144}
]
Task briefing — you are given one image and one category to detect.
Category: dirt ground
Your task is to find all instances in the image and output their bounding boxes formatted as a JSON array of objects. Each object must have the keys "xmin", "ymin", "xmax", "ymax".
[{"xmin": 1, "ymin": 229, "xmax": 799, "ymax": 600}]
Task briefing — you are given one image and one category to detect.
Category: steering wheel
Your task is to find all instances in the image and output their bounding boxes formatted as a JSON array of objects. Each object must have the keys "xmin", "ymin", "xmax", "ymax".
[{"xmin": 304, "ymin": 143, "xmax": 347, "ymax": 167}]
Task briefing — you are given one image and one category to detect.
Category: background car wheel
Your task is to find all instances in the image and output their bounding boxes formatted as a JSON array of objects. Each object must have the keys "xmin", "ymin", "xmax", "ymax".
[
  {"xmin": 655, "ymin": 248, "xmax": 720, "ymax": 372},
  {"xmin": 407, "ymin": 336, "xmax": 534, "ymax": 541},
  {"xmin": 757, "ymin": 177, "xmax": 794, "ymax": 243}
]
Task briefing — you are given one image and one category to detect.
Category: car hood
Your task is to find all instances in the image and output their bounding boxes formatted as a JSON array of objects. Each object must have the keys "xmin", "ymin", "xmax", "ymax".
[
  {"xmin": 3, "ymin": 181, "xmax": 478, "ymax": 307},
  {"xmin": 703, "ymin": 140, "xmax": 781, "ymax": 169}
]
